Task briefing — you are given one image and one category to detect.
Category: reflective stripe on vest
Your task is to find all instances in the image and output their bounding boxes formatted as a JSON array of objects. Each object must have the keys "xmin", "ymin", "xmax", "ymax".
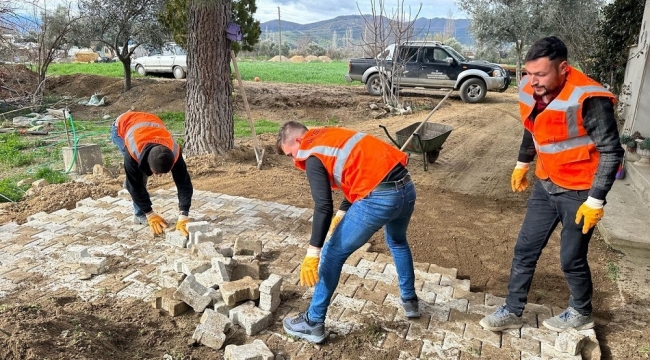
[
  {"xmin": 544, "ymin": 84, "xmax": 610, "ymax": 139},
  {"xmin": 535, "ymin": 135, "xmax": 594, "ymax": 154},
  {"xmin": 518, "ymin": 76, "xmax": 534, "ymax": 107},
  {"xmin": 125, "ymin": 121, "xmax": 179, "ymax": 160},
  {"xmin": 295, "ymin": 132, "xmax": 367, "ymax": 187}
]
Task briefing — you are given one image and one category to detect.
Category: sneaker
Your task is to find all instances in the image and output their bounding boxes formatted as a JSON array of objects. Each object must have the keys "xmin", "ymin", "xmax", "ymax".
[
  {"xmin": 399, "ymin": 296, "xmax": 420, "ymax": 318},
  {"xmin": 283, "ymin": 312, "xmax": 326, "ymax": 344},
  {"xmin": 542, "ymin": 307, "xmax": 594, "ymax": 332},
  {"xmin": 479, "ymin": 305, "xmax": 523, "ymax": 331},
  {"xmin": 133, "ymin": 214, "xmax": 147, "ymax": 225}
]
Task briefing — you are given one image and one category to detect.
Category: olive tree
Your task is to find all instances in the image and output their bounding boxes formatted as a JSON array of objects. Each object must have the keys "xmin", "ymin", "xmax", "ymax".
[{"xmin": 76, "ymin": 0, "xmax": 168, "ymax": 92}]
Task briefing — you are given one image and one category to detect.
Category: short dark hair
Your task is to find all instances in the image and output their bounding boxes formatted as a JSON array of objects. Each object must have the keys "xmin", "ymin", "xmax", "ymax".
[
  {"xmin": 525, "ymin": 36, "xmax": 568, "ymax": 63},
  {"xmin": 276, "ymin": 121, "xmax": 308, "ymax": 154},
  {"xmin": 148, "ymin": 145, "xmax": 174, "ymax": 173}
]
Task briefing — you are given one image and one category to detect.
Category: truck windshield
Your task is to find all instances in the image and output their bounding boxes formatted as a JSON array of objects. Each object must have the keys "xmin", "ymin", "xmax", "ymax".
[{"xmin": 444, "ymin": 46, "xmax": 467, "ymax": 62}]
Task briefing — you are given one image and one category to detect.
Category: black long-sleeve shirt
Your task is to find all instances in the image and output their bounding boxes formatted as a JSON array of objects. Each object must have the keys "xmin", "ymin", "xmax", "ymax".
[
  {"xmin": 124, "ymin": 143, "xmax": 193, "ymax": 214},
  {"xmin": 518, "ymin": 97, "xmax": 623, "ymax": 200},
  {"xmin": 305, "ymin": 156, "xmax": 408, "ymax": 247}
]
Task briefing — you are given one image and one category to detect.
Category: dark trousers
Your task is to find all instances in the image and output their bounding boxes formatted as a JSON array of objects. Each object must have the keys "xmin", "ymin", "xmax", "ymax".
[{"xmin": 505, "ymin": 181, "xmax": 594, "ymax": 316}]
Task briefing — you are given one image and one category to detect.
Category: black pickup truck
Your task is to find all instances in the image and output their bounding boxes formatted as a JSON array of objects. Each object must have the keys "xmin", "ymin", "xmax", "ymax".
[{"xmin": 345, "ymin": 41, "xmax": 511, "ymax": 103}]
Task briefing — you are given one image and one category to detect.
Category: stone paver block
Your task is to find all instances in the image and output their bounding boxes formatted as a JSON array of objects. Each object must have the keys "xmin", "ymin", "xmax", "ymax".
[
  {"xmin": 200, "ymin": 308, "xmax": 232, "ymax": 330},
  {"xmin": 193, "ymin": 310, "xmax": 232, "ymax": 350},
  {"xmin": 220, "ymin": 276, "xmax": 260, "ymax": 306},
  {"xmin": 158, "ymin": 270, "xmax": 186, "ymax": 289},
  {"xmin": 195, "ymin": 267, "xmax": 228, "ymax": 289},
  {"xmin": 165, "ymin": 231, "xmax": 187, "ymax": 248},
  {"xmin": 229, "ymin": 301, "xmax": 272, "ymax": 335},
  {"xmin": 259, "ymin": 274, "xmax": 282, "ymax": 312},
  {"xmin": 195, "ymin": 229, "xmax": 223, "ymax": 246},
  {"xmin": 522, "ymin": 326, "xmax": 558, "ymax": 347},
  {"xmin": 463, "ymin": 323, "xmax": 501, "ymax": 348},
  {"xmin": 64, "ymin": 245, "xmax": 90, "ymax": 263},
  {"xmin": 151, "ymin": 288, "xmax": 190, "ymax": 316},
  {"xmin": 555, "ymin": 328, "xmax": 587, "ymax": 356},
  {"xmin": 485, "ymin": 293, "xmax": 506, "ymax": 306},
  {"xmin": 231, "ymin": 256, "xmax": 260, "ymax": 280},
  {"xmin": 504, "ymin": 333, "xmax": 541, "ymax": 355},
  {"xmin": 429, "ymin": 264, "xmax": 458, "ymax": 279},
  {"xmin": 193, "ymin": 242, "xmax": 221, "ymax": 260},
  {"xmin": 224, "ymin": 339, "xmax": 274, "ymax": 360},
  {"xmin": 440, "ymin": 275, "xmax": 470, "ymax": 291},
  {"xmin": 541, "ymin": 342, "xmax": 582, "ymax": 359},
  {"xmin": 173, "ymin": 258, "xmax": 211, "ymax": 276},
  {"xmin": 234, "ymin": 238, "xmax": 262, "ymax": 257},
  {"xmin": 79, "ymin": 256, "xmax": 107, "ymax": 275},
  {"xmin": 187, "ymin": 221, "xmax": 210, "ymax": 244},
  {"xmin": 173, "ymin": 275, "xmax": 213, "ymax": 312}
]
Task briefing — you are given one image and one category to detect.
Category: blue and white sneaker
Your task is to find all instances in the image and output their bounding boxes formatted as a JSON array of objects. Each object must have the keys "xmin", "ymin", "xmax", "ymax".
[{"xmin": 283, "ymin": 312, "xmax": 327, "ymax": 344}]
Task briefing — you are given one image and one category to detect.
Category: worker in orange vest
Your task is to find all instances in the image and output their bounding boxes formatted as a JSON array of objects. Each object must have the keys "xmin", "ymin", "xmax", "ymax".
[
  {"xmin": 278, "ymin": 121, "xmax": 419, "ymax": 343},
  {"xmin": 110, "ymin": 111, "xmax": 193, "ymax": 237},
  {"xmin": 480, "ymin": 36, "xmax": 623, "ymax": 333}
]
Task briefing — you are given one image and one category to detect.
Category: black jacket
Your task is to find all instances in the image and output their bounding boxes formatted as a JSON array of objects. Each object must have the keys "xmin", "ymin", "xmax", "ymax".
[{"xmin": 124, "ymin": 143, "xmax": 193, "ymax": 214}]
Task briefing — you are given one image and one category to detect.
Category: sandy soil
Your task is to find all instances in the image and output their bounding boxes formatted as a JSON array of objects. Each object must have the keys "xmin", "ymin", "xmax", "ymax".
[{"xmin": 0, "ymin": 74, "xmax": 646, "ymax": 359}]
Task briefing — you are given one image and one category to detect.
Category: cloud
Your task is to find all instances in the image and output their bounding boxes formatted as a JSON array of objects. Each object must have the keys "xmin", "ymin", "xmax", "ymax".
[{"xmin": 254, "ymin": 0, "xmax": 466, "ymax": 24}]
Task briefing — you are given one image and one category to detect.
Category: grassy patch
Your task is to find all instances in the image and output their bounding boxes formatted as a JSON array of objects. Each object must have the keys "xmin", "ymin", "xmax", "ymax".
[
  {"xmin": 0, "ymin": 176, "xmax": 29, "ymax": 202},
  {"xmin": 606, "ymin": 261, "xmax": 619, "ymax": 282},
  {"xmin": 0, "ymin": 133, "xmax": 36, "ymax": 167},
  {"xmin": 234, "ymin": 117, "xmax": 278, "ymax": 137},
  {"xmin": 47, "ymin": 60, "xmax": 351, "ymax": 85},
  {"xmin": 639, "ymin": 345, "xmax": 650, "ymax": 354},
  {"xmin": 34, "ymin": 167, "xmax": 69, "ymax": 184}
]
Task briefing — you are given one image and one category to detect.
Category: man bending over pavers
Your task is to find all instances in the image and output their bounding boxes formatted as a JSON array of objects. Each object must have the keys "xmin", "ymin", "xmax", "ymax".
[
  {"xmin": 480, "ymin": 37, "xmax": 623, "ymax": 333},
  {"xmin": 110, "ymin": 111, "xmax": 194, "ymax": 237},
  {"xmin": 276, "ymin": 121, "xmax": 420, "ymax": 343}
]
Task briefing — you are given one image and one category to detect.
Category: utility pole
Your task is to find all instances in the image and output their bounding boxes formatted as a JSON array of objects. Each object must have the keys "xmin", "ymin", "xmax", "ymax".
[{"xmin": 278, "ymin": 7, "xmax": 282, "ymax": 62}]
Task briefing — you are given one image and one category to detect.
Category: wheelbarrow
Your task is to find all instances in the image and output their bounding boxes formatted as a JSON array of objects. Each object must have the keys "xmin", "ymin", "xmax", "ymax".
[{"xmin": 380, "ymin": 122, "xmax": 453, "ymax": 171}]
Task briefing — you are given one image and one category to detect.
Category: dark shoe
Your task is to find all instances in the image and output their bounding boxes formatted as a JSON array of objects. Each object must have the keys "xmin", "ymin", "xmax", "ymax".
[
  {"xmin": 283, "ymin": 312, "xmax": 326, "ymax": 344},
  {"xmin": 542, "ymin": 307, "xmax": 594, "ymax": 332},
  {"xmin": 399, "ymin": 296, "xmax": 420, "ymax": 318},
  {"xmin": 479, "ymin": 305, "xmax": 523, "ymax": 331}
]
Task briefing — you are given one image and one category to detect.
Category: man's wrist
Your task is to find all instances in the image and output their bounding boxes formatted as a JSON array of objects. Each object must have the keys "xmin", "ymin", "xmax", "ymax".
[
  {"xmin": 145, "ymin": 211, "xmax": 155, "ymax": 218},
  {"xmin": 306, "ymin": 246, "xmax": 321, "ymax": 257},
  {"xmin": 515, "ymin": 161, "xmax": 530, "ymax": 169},
  {"xmin": 585, "ymin": 196, "xmax": 604, "ymax": 209},
  {"xmin": 179, "ymin": 210, "xmax": 189, "ymax": 216},
  {"xmin": 335, "ymin": 210, "xmax": 346, "ymax": 217}
]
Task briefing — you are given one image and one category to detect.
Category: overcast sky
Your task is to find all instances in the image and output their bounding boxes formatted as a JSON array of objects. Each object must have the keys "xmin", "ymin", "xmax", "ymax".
[{"xmin": 254, "ymin": 0, "xmax": 465, "ymax": 24}]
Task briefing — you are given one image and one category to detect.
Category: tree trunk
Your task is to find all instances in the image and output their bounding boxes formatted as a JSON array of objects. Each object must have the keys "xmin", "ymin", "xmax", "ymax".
[
  {"xmin": 185, "ymin": 0, "xmax": 233, "ymax": 156},
  {"xmin": 122, "ymin": 58, "xmax": 132, "ymax": 92},
  {"xmin": 515, "ymin": 41, "xmax": 523, "ymax": 85}
]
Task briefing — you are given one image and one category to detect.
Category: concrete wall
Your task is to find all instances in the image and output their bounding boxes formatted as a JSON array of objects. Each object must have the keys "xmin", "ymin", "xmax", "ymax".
[{"xmin": 622, "ymin": 0, "xmax": 650, "ymax": 136}]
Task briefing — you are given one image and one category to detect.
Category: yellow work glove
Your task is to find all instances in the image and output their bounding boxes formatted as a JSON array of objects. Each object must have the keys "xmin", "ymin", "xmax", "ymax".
[
  {"xmin": 327, "ymin": 210, "xmax": 346, "ymax": 237},
  {"xmin": 575, "ymin": 197, "xmax": 604, "ymax": 234},
  {"xmin": 300, "ymin": 246, "xmax": 321, "ymax": 287},
  {"xmin": 146, "ymin": 212, "xmax": 168, "ymax": 236},
  {"xmin": 511, "ymin": 163, "xmax": 530, "ymax": 192},
  {"xmin": 175, "ymin": 215, "xmax": 189, "ymax": 237}
]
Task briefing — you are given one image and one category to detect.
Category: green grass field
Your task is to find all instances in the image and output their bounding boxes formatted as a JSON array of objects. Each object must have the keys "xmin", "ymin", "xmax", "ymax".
[{"xmin": 46, "ymin": 60, "xmax": 351, "ymax": 85}]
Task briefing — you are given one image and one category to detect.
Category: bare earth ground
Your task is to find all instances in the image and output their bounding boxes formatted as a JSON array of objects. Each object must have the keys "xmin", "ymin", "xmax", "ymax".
[{"xmin": 0, "ymin": 74, "xmax": 647, "ymax": 359}]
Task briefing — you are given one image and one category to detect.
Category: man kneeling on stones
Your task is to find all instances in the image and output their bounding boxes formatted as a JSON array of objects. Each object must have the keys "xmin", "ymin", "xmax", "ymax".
[{"xmin": 277, "ymin": 121, "xmax": 420, "ymax": 343}]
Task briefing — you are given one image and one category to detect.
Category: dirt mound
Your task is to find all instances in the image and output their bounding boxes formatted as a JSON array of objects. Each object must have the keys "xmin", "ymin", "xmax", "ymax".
[
  {"xmin": 290, "ymin": 55, "xmax": 306, "ymax": 63},
  {"xmin": 0, "ymin": 181, "xmax": 120, "ymax": 224},
  {"xmin": 0, "ymin": 64, "xmax": 39, "ymax": 101},
  {"xmin": 305, "ymin": 55, "xmax": 321, "ymax": 62},
  {"xmin": 268, "ymin": 55, "xmax": 289, "ymax": 62},
  {"xmin": 318, "ymin": 56, "xmax": 332, "ymax": 62}
]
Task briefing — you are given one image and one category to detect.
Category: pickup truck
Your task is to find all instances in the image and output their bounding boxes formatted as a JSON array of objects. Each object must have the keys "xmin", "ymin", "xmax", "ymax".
[{"xmin": 345, "ymin": 41, "xmax": 510, "ymax": 103}]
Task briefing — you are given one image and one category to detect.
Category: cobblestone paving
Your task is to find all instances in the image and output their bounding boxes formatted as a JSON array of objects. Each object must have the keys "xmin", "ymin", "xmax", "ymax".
[{"xmin": 0, "ymin": 188, "xmax": 599, "ymax": 359}]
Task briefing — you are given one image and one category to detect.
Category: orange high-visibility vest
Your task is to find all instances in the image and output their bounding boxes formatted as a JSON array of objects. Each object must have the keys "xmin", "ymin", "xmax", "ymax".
[
  {"xmin": 518, "ymin": 66, "xmax": 615, "ymax": 190},
  {"xmin": 294, "ymin": 128, "xmax": 408, "ymax": 202},
  {"xmin": 116, "ymin": 112, "xmax": 180, "ymax": 163}
]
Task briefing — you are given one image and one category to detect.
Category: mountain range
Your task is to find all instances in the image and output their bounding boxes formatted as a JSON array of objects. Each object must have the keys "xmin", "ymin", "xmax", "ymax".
[{"xmin": 259, "ymin": 15, "xmax": 472, "ymax": 48}]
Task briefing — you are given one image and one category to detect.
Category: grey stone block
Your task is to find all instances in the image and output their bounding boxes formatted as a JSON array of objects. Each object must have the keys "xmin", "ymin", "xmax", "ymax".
[
  {"xmin": 555, "ymin": 328, "xmax": 588, "ymax": 356},
  {"xmin": 187, "ymin": 221, "xmax": 210, "ymax": 245},
  {"xmin": 259, "ymin": 274, "xmax": 283, "ymax": 312},
  {"xmin": 220, "ymin": 276, "xmax": 260, "ymax": 306},
  {"xmin": 231, "ymin": 255, "xmax": 260, "ymax": 280},
  {"xmin": 195, "ymin": 265, "xmax": 229, "ymax": 289},
  {"xmin": 79, "ymin": 257, "xmax": 107, "ymax": 275},
  {"xmin": 173, "ymin": 258, "xmax": 211, "ymax": 276},
  {"xmin": 196, "ymin": 229, "xmax": 223, "ymax": 245},
  {"xmin": 224, "ymin": 339, "xmax": 274, "ymax": 360},
  {"xmin": 194, "ymin": 242, "xmax": 221, "ymax": 260},
  {"xmin": 158, "ymin": 270, "xmax": 186, "ymax": 289},
  {"xmin": 151, "ymin": 288, "xmax": 190, "ymax": 316},
  {"xmin": 229, "ymin": 301, "xmax": 273, "ymax": 336},
  {"xmin": 173, "ymin": 275, "xmax": 213, "ymax": 313},
  {"xmin": 165, "ymin": 231, "xmax": 187, "ymax": 248},
  {"xmin": 64, "ymin": 245, "xmax": 90, "ymax": 263}
]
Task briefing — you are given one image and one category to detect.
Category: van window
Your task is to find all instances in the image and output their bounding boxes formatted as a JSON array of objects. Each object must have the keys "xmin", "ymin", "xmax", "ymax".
[{"xmin": 398, "ymin": 47, "xmax": 419, "ymax": 63}]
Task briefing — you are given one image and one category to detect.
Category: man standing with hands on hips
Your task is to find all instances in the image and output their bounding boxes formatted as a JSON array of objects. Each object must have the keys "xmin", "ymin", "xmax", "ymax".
[
  {"xmin": 277, "ymin": 121, "xmax": 420, "ymax": 343},
  {"xmin": 110, "ymin": 111, "xmax": 193, "ymax": 237},
  {"xmin": 480, "ymin": 36, "xmax": 623, "ymax": 332}
]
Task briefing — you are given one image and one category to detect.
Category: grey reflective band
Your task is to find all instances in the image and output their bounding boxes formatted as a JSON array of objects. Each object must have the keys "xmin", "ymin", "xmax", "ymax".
[
  {"xmin": 125, "ymin": 121, "xmax": 169, "ymax": 160},
  {"xmin": 536, "ymin": 135, "xmax": 594, "ymax": 154},
  {"xmin": 295, "ymin": 132, "xmax": 367, "ymax": 188},
  {"xmin": 544, "ymin": 84, "xmax": 612, "ymax": 139},
  {"xmin": 518, "ymin": 76, "xmax": 534, "ymax": 107}
]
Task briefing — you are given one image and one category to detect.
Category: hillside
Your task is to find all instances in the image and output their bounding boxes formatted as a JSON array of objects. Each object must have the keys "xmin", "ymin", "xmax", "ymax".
[{"xmin": 260, "ymin": 15, "xmax": 472, "ymax": 47}]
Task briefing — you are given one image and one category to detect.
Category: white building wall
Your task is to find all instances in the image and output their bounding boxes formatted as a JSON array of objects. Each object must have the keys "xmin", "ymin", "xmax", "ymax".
[{"xmin": 622, "ymin": 0, "xmax": 650, "ymax": 136}]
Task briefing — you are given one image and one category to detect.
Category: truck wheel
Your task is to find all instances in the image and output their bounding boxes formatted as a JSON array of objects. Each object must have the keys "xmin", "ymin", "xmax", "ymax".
[
  {"xmin": 136, "ymin": 65, "xmax": 146, "ymax": 76},
  {"xmin": 459, "ymin": 78, "xmax": 487, "ymax": 103},
  {"xmin": 365, "ymin": 74, "xmax": 383, "ymax": 96},
  {"xmin": 173, "ymin": 66, "xmax": 186, "ymax": 79}
]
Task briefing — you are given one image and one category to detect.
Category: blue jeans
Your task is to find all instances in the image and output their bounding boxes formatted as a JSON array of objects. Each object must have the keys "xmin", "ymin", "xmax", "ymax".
[
  {"xmin": 505, "ymin": 180, "xmax": 594, "ymax": 316},
  {"xmin": 110, "ymin": 122, "xmax": 146, "ymax": 217},
  {"xmin": 307, "ymin": 181, "xmax": 417, "ymax": 323}
]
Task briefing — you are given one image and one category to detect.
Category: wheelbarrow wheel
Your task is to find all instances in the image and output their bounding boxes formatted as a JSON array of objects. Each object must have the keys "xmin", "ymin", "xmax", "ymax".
[{"xmin": 426, "ymin": 149, "xmax": 440, "ymax": 164}]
